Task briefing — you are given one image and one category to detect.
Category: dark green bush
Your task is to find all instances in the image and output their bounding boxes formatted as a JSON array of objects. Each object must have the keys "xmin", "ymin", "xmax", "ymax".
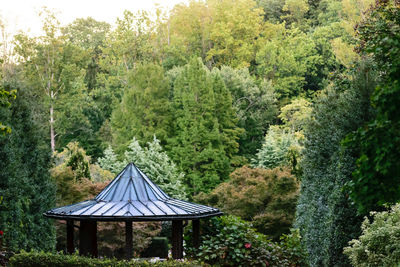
[
  {"xmin": 8, "ymin": 251, "xmax": 203, "ymax": 267},
  {"xmin": 141, "ymin": 237, "xmax": 169, "ymax": 258}
]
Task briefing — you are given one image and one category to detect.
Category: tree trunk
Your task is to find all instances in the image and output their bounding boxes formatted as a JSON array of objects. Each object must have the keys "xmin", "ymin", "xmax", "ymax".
[{"xmin": 50, "ymin": 103, "xmax": 55, "ymax": 153}]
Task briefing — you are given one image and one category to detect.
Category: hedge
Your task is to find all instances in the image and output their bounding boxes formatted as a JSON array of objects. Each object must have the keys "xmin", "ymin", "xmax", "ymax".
[{"xmin": 8, "ymin": 251, "xmax": 204, "ymax": 267}]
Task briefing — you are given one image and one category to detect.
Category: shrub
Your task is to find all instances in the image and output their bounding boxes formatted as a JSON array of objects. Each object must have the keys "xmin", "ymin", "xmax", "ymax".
[
  {"xmin": 141, "ymin": 237, "xmax": 169, "ymax": 258},
  {"xmin": 195, "ymin": 166, "xmax": 299, "ymax": 239},
  {"xmin": 8, "ymin": 250, "xmax": 203, "ymax": 267},
  {"xmin": 185, "ymin": 215, "xmax": 306, "ymax": 267},
  {"xmin": 344, "ymin": 204, "xmax": 400, "ymax": 267}
]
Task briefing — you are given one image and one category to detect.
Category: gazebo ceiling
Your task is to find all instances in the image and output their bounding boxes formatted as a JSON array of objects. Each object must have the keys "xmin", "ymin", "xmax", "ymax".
[{"xmin": 45, "ymin": 163, "xmax": 222, "ymax": 221}]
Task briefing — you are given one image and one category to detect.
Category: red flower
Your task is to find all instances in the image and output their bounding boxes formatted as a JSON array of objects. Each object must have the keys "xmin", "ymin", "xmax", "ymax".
[
  {"xmin": 244, "ymin": 243, "xmax": 251, "ymax": 249},
  {"xmin": 0, "ymin": 230, "xmax": 3, "ymax": 236}
]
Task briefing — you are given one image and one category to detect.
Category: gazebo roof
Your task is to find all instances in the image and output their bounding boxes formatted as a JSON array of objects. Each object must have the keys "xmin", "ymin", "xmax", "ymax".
[{"xmin": 45, "ymin": 163, "xmax": 222, "ymax": 221}]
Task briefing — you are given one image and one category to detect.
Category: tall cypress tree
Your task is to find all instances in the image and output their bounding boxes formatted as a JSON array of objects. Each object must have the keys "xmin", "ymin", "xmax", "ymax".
[
  {"xmin": 295, "ymin": 62, "xmax": 376, "ymax": 266},
  {"xmin": 0, "ymin": 83, "xmax": 56, "ymax": 251},
  {"xmin": 169, "ymin": 58, "xmax": 241, "ymax": 196}
]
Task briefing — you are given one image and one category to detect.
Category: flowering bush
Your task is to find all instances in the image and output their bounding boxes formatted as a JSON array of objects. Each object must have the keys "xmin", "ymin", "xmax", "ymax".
[
  {"xmin": 185, "ymin": 215, "xmax": 306, "ymax": 266},
  {"xmin": 0, "ymin": 230, "xmax": 3, "ymax": 248}
]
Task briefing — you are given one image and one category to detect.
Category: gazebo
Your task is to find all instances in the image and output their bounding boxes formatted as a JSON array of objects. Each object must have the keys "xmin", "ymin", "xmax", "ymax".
[{"xmin": 44, "ymin": 163, "xmax": 222, "ymax": 259}]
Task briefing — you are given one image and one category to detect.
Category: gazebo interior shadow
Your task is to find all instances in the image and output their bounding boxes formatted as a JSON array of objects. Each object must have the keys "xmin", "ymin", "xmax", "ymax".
[{"xmin": 45, "ymin": 163, "xmax": 222, "ymax": 259}]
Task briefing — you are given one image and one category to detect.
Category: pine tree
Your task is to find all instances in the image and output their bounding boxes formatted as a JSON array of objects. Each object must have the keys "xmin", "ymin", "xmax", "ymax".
[
  {"xmin": 168, "ymin": 58, "xmax": 241, "ymax": 196},
  {"xmin": 111, "ymin": 63, "xmax": 172, "ymax": 154}
]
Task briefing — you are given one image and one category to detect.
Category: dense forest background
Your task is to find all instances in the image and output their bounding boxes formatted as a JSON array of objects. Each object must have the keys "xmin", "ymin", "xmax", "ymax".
[{"xmin": 1, "ymin": 0, "xmax": 400, "ymax": 266}]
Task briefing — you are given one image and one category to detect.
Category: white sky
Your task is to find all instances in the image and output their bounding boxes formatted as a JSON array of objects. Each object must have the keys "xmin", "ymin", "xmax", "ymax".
[{"xmin": 1, "ymin": 0, "xmax": 187, "ymax": 37}]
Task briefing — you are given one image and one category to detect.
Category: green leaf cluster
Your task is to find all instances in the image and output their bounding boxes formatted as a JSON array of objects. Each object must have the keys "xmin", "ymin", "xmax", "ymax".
[
  {"xmin": 344, "ymin": 1, "xmax": 400, "ymax": 213},
  {"xmin": 344, "ymin": 203, "xmax": 400, "ymax": 267},
  {"xmin": 186, "ymin": 215, "xmax": 306, "ymax": 266}
]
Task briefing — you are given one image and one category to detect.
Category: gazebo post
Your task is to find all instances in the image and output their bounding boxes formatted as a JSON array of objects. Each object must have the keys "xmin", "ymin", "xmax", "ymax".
[
  {"xmin": 79, "ymin": 220, "xmax": 98, "ymax": 257},
  {"xmin": 66, "ymin": 219, "xmax": 74, "ymax": 254},
  {"xmin": 192, "ymin": 219, "xmax": 200, "ymax": 249},
  {"xmin": 172, "ymin": 220, "xmax": 183, "ymax": 259},
  {"xmin": 125, "ymin": 221, "xmax": 133, "ymax": 259}
]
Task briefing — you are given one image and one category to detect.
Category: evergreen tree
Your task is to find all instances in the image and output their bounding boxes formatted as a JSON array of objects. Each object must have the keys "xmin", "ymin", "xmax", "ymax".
[
  {"xmin": 111, "ymin": 63, "xmax": 172, "ymax": 154},
  {"xmin": 123, "ymin": 137, "xmax": 187, "ymax": 200},
  {"xmin": 168, "ymin": 58, "xmax": 241, "ymax": 196},
  {"xmin": 97, "ymin": 145, "xmax": 125, "ymax": 174},
  {"xmin": 252, "ymin": 126, "xmax": 297, "ymax": 169},
  {"xmin": 0, "ymin": 84, "xmax": 56, "ymax": 252},
  {"xmin": 295, "ymin": 62, "xmax": 377, "ymax": 266},
  {"xmin": 98, "ymin": 137, "xmax": 186, "ymax": 199}
]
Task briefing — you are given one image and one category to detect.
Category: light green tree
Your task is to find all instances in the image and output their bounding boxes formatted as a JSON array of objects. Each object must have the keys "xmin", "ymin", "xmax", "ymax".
[
  {"xmin": 98, "ymin": 137, "xmax": 187, "ymax": 199},
  {"xmin": 256, "ymin": 27, "xmax": 321, "ymax": 98},
  {"xmin": 207, "ymin": 0, "xmax": 264, "ymax": 68}
]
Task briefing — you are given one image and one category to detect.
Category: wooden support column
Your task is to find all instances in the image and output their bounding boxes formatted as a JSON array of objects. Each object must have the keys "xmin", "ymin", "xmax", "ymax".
[
  {"xmin": 192, "ymin": 219, "xmax": 200, "ymax": 249},
  {"xmin": 66, "ymin": 220, "xmax": 74, "ymax": 254},
  {"xmin": 172, "ymin": 220, "xmax": 183, "ymax": 259},
  {"xmin": 79, "ymin": 221, "xmax": 98, "ymax": 257},
  {"xmin": 125, "ymin": 221, "xmax": 133, "ymax": 259}
]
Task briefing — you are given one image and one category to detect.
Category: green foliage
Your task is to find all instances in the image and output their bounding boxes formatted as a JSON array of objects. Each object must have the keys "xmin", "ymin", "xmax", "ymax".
[
  {"xmin": 0, "ymin": 86, "xmax": 16, "ymax": 135},
  {"xmin": 256, "ymin": 0, "xmax": 285, "ymax": 22},
  {"xmin": 111, "ymin": 63, "xmax": 172, "ymax": 154},
  {"xmin": 196, "ymin": 166, "xmax": 299, "ymax": 239},
  {"xmin": 256, "ymin": 27, "xmax": 321, "ymax": 98},
  {"xmin": 295, "ymin": 62, "xmax": 377, "ymax": 266},
  {"xmin": 53, "ymin": 142, "xmax": 92, "ymax": 181},
  {"xmin": 252, "ymin": 126, "xmax": 299, "ymax": 169},
  {"xmin": 99, "ymin": 137, "xmax": 187, "ymax": 199},
  {"xmin": 252, "ymin": 98, "xmax": 312, "ymax": 172},
  {"xmin": 207, "ymin": 0, "xmax": 264, "ymax": 68},
  {"xmin": 51, "ymin": 142, "xmax": 113, "ymax": 205},
  {"xmin": 8, "ymin": 251, "xmax": 203, "ymax": 267},
  {"xmin": 0, "ymin": 85, "xmax": 56, "ymax": 252},
  {"xmin": 278, "ymin": 98, "xmax": 312, "ymax": 134},
  {"xmin": 97, "ymin": 145, "xmax": 126, "ymax": 174},
  {"xmin": 62, "ymin": 17, "xmax": 110, "ymax": 90},
  {"xmin": 344, "ymin": 1, "xmax": 400, "ymax": 213},
  {"xmin": 344, "ymin": 203, "xmax": 400, "ymax": 267},
  {"xmin": 168, "ymin": 58, "xmax": 242, "ymax": 196},
  {"xmin": 186, "ymin": 215, "xmax": 306, "ymax": 267},
  {"xmin": 219, "ymin": 66, "xmax": 277, "ymax": 159},
  {"xmin": 141, "ymin": 237, "xmax": 169, "ymax": 258}
]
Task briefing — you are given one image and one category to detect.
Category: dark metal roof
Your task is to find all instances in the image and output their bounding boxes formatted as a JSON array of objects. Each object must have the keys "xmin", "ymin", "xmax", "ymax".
[{"xmin": 44, "ymin": 163, "xmax": 222, "ymax": 221}]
